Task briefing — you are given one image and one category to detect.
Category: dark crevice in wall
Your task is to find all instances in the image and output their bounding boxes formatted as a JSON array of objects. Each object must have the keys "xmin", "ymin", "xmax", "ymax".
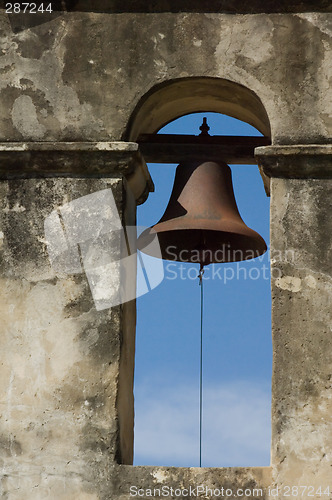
[
  {"xmin": 2, "ymin": 0, "xmax": 330, "ymax": 14},
  {"xmin": 69, "ymin": 0, "xmax": 332, "ymax": 14}
]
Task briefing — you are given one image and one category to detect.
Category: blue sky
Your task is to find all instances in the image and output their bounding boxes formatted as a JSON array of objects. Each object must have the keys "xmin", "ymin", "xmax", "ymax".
[{"xmin": 134, "ymin": 112, "xmax": 272, "ymax": 467}]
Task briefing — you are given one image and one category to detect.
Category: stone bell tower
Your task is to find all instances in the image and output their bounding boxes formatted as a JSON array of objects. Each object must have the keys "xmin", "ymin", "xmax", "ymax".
[{"xmin": 0, "ymin": 1, "xmax": 331, "ymax": 499}]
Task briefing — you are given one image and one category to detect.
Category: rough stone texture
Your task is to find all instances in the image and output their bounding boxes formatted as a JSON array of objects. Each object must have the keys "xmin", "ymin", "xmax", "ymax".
[
  {"xmin": 0, "ymin": 11, "xmax": 331, "ymax": 144},
  {"xmin": 255, "ymin": 145, "xmax": 332, "ymax": 194},
  {"xmin": 71, "ymin": 1, "xmax": 332, "ymax": 14},
  {"xmin": 0, "ymin": 142, "xmax": 153, "ymax": 206},
  {"xmin": 270, "ymin": 176, "xmax": 332, "ymax": 497},
  {"xmin": 0, "ymin": 177, "xmax": 136, "ymax": 498},
  {"xmin": 110, "ymin": 465, "xmax": 272, "ymax": 500},
  {"xmin": 0, "ymin": 142, "xmax": 144, "ymax": 175},
  {"xmin": 256, "ymin": 145, "xmax": 332, "ymax": 178}
]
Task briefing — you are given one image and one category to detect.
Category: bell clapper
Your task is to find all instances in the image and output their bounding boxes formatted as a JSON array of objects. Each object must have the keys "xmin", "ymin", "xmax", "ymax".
[{"xmin": 198, "ymin": 262, "xmax": 205, "ymax": 285}]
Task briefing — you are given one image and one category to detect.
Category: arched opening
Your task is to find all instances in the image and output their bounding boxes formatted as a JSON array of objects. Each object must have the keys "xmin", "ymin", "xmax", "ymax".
[
  {"xmin": 125, "ymin": 77, "xmax": 271, "ymax": 141},
  {"xmin": 134, "ymin": 112, "xmax": 271, "ymax": 467},
  {"xmin": 128, "ymin": 77, "xmax": 272, "ymax": 467}
]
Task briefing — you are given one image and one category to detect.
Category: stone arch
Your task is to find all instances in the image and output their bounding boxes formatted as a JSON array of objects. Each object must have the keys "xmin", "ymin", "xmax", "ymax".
[{"xmin": 125, "ymin": 77, "xmax": 271, "ymax": 141}]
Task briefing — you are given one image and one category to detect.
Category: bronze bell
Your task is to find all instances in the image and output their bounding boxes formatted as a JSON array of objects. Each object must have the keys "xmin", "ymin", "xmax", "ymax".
[{"xmin": 138, "ymin": 161, "xmax": 267, "ymax": 265}]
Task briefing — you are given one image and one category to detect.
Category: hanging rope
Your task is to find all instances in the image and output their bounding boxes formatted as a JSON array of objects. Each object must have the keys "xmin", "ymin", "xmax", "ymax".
[{"xmin": 198, "ymin": 262, "xmax": 205, "ymax": 467}]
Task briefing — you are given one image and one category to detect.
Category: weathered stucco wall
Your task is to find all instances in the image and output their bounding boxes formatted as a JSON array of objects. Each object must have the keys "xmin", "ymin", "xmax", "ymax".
[
  {"xmin": 0, "ymin": 11, "xmax": 331, "ymax": 144},
  {"xmin": 0, "ymin": 175, "xmax": 137, "ymax": 498},
  {"xmin": 270, "ymin": 175, "xmax": 332, "ymax": 491},
  {"xmin": 0, "ymin": 3, "xmax": 331, "ymax": 500}
]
